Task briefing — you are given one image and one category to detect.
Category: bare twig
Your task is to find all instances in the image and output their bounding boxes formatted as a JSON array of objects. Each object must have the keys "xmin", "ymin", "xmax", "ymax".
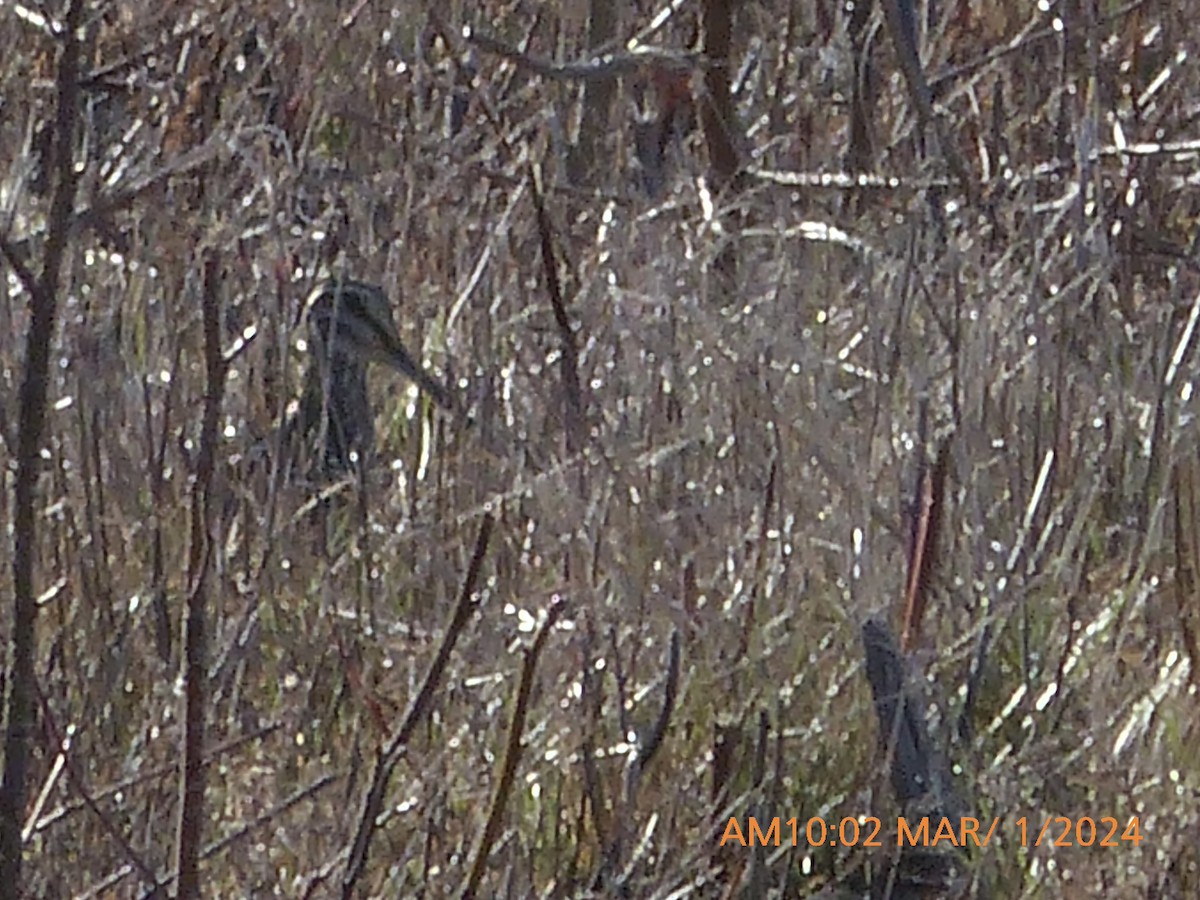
[
  {"xmin": 628, "ymin": 629, "xmax": 681, "ymax": 782},
  {"xmin": 2, "ymin": 139, "xmax": 224, "ymax": 257},
  {"xmin": 595, "ymin": 629, "xmax": 681, "ymax": 890},
  {"xmin": 700, "ymin": 0, "xmax": 740, "ymax": 305},
  {"xmin": 0, "ymin": 1, "xmax": 85, "ymax": 892},
  {"xmin": 927, "ymin": 0, "xmax": 1149, "ymax": 96},
  {"xmin": 708, "ymin": 720, "xmax": 740, "ymax": 880},
  {"xmin": 0, "ymin": 239, "xmax": 39, "ymax": 297},
  {"xmin": 879, "ymin": 0, "xmax": 978, "ymax": 203},
  {"xmin": 33, "ymin": 722, "xmax": 284, "ymax": 834},
  {"xmin": 464, "ymin": 25, "xmax": 703, "ymax": 83},
  {"xmin": 699, "ymin": 0, "xmax": 739, "ymax": 187},
  {"xmin": 146, "ymin": 337, "xmax": 185, "ymax": 664},
  {"xmin": 461, "ymin": 595, "xmax": 568, "ymax": 899},
  {"xmin": 529, "ymin": 163, "xmax": 585, "ymax": 452},
  {"xmin": 29, "ymin": 690, "xmax": 161, "ymax": 895},
  {"xmin": 567, "ymin": 0, "xmax": 619, "ymax": 184},
  {"xmin": 175, "ymin": 251, "xmax": 229, "ymax": 900},
  {"xmin": 1173, "ymin": 460, "xmax": 1200, "ymax": 686},
  {"xmin": 341, "ymin": 513, "xmax": 494, "ymax": 898},
  {"xmin": 900, "ymin": 438, "xmax": 951, "ymax": 653},
  {"xmin": 578, "ymin": 616, "xmax": 609, "ymax": 858},
  {"xmin": 93, "ymin": 773, "xmax": 343, "ymax": 900}
]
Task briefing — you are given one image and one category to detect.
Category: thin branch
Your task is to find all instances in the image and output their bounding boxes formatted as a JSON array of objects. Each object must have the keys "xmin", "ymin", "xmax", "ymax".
[
  {"xmin": 461, "ymin": 595, "xmax": 568, "ymax": 899},
  {"xmin": 879, "ymin": 0, "xmax": 978, "ymax": 203},
  {"xmin": 0, "ymin": 238, "xmax": 39, "ymax": 298},
  {"xmin": 900, "ymin": 439, "xmax": 951, "ymax": 653},
  {"xmin": 629, "ymin": 629, "xmax": 681, "ymax": 782},
  {"xmin": 699, "ymin": 0, "xmax": 739, "ymax": 188},
  {"xmin": 32, "ymin": 722, "xmax": 284, "ymax": 834},
  {"xmin": 0, "ymin": 1, "xmax": 85, "ymax": 892},
  {"xmin": 341, "ymin": 513, "xmax": 494, "ymax": 898},
  {"xmin": 596, "ymin": 629, "xmax": 681, "ymax": 890},
  {"xmin": 2, "ymin": 139, "xmax": 224, "ymax": 257},
  {"xmin": 578, "ymin": 616, "xmax": 609, "ymax": 856},
  {"xmin": 464, "ymin": 25, "xmax": 703, "ymax": 83},
  {"xmin": 529, "ymin": 163, "xmax": 585, "ymax": 453},
  {"xmin": 175, "ymin": 251, "xmax": 229, "ymax": 900},
  {"xmin": 29, "ymin": 690, "xmax": 161, "ymax": 894}
]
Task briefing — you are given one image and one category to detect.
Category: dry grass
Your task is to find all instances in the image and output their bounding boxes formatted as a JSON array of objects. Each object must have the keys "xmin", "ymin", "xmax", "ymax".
[{"xmin": 2, "ymin": 1, "xmax": 1199, "ymax": 897}]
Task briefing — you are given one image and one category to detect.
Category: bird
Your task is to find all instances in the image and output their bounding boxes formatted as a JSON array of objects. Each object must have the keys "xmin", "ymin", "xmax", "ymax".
[
  {"xmin": 284, "ymin": 277, "xmax": 452, "ymax": 476},
  {"xmin": 855, "ymin": 618, "xmax": 971, "ymax": 899}
]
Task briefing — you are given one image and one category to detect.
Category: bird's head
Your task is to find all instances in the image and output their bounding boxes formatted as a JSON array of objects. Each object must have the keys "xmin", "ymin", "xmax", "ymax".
[
  {"xmin": 302, "ymin": 278, "xmax": 453, "ymax": 409},
  {"xmin": 304, "ymin": 279, "xmax": 407, "ymax": 366}
]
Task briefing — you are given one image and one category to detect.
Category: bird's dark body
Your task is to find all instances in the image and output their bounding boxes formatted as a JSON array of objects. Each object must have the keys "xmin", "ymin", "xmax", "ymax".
[
  {"xmin": 296, "ymin": 347, "xmax": 376, "ymax": 472},
  {"xmin": 285, "ymin": 278, "xmax": 451, "ymax": 477}
]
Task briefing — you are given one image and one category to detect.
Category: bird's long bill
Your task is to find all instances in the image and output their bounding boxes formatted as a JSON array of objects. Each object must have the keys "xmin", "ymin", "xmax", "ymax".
[{"xmin": 377, "ymin": 335, "xmax": 453, "ymax": 410}]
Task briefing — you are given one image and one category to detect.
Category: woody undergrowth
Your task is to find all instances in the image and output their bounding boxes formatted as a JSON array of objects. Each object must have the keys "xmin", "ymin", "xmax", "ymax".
[{"xmin": 3, "ymin": 1, "xmax": 1200, "ymax": 898}]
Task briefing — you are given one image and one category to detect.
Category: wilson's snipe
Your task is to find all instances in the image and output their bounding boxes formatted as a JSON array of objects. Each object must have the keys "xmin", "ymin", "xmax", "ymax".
[{"xmin": 285, "ymin": 277, "xmax": 452, "ymax": 475}]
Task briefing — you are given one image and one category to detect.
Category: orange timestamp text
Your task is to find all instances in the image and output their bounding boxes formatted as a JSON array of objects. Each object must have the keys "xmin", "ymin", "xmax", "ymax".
[{"xmin": 720, "ymin": 815, "xmax": 1144, "ymax": 849}]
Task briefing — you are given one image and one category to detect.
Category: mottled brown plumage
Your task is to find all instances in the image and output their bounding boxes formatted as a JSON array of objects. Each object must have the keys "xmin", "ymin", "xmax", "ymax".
[{"xmin": 286, "ymin": 278, "xmax": 451, "ymax": 475}]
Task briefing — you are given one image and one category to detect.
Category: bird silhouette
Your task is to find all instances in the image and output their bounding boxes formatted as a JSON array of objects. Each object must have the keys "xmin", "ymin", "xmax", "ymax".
[{"xmin": 285, "ymin": 277, "xmax": 452, "ymax": 476}]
